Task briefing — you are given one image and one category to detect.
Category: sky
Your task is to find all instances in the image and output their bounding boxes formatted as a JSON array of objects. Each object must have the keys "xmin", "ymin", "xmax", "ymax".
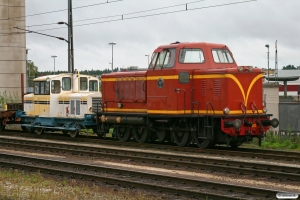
[{"xmin": 24, "ymin": 0, "xmax": 300, "ymax": 73}]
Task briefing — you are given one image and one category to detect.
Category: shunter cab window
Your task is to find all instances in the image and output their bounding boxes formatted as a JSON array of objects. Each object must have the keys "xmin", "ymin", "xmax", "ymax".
[
  {"xmin": 34, "ymin": 81, "xmax": 50, "ymax": 95},
  {"xmin": 62, "ymin": 77, "xmax": 71, "ymax": 91},
  {"xmin": 212, "ymin": 49, "xmax": 234, "ymax": 63},
  {"xmin": 80, "ymin": 77, "xmax": 88, "ymax": 91},
  {"xmin": 149, "ymin": 48, "xmax": 176, "ymax": 69},
  {"xmin": 179, "ymin": 48, "xmax": 204, "ymax": 63},
  {"xmin": 89, "ymin": 80, "xmax": 98, "ymax": 92},
  {"xmin": 51, "ymin": 80, "xmax": 61, "ymax": 93}
]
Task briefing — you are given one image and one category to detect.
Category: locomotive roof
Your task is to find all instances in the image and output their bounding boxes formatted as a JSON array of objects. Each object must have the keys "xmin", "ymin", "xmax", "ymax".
[
  {"xmin": 156, "ymin": 42, "xmax": 227, "ymax": 49},
  {"xmin": 33, "ymin": 73, "xmax": 97, "ymax": 81}
]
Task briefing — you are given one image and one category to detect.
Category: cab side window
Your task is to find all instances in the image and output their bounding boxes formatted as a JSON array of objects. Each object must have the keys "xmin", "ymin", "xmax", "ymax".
[
  {"xmin": 51, "ymin": 80, "xmax": 61, "ymax": 93},
  {"xmin": 179, "ymin": 48, "xmax": 204, "ymax": 63},
  {"xmin": 62, "ymin": 77, "xmax": 71, "ymax": 91},
  {"xmin": 212, "ymin": 49, "xmax": 234, "ymax": 63},
  {"xmin": 34, "ymin": 82, "xmax": 40, "ymax": 94},
  {"xmin": 80, "ymin": 77, "xmax": 88, "ymax": 91},
  {"xmin": 89, "ymin": 80, "xmax": 98, "ymax": 91},
  {"xmin": 34, "ymin": 81, "xmax": 50, "ymax": 95},
  {"xmin": 152, "ymin": 48, "xmax": 176, "ymax": 69}
]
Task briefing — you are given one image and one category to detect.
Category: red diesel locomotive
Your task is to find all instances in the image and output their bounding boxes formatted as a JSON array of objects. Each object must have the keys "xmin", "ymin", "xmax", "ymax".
[{"xmin": 97, "ymin": 42, "xmax": 279, "ymax": 148}]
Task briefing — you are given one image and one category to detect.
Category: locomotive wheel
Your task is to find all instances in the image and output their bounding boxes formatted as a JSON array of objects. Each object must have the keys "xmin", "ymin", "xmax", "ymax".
[
  {"xmin": 134, "ymin": 127, "xmax": 149, "ymax": 143},
  {"xmin": 157, "ymin": 129, "xmax": 170, "ymax": 143},
  {"xmin": 172, "ymin": 120, "xmax": 191, "ymax": 147},
  {"xmin": 117, "ymin": 126, "xmax": 131, "ymax": 142},
  {"xmin": 35, "ymin": 128, "xmax": 44, "ymax": 135}
]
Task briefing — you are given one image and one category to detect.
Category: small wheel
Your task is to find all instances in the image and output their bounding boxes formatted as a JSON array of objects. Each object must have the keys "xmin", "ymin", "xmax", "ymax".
[
  {"xmin": 69, "ymin": 129, "xmax": 79, "ymax": 138},
  {"xmin": 117, "ymin": 126, "xmax": 131, "ymax": 142},
  {"xmin": 21, "ymin": 126, "xmax": 27, "ymax": 133},
  {"xmin": 134, "ymin": 127, "xmax": 149, "ymax": 143},
  {"xmin": 62, "ymin": 130, "xmax": 69, "ymax": 135},
  {"xmin": 25, "ymin": 120, "xmax": 35, "ymax": 133},
  {"xmin": 0, "ymin": 124, "xmax": 5, "ymax": 132},
  {"xmin": 229, "ymin": 141, "xmax": 242, "ymax": 149},
  {"xmin": 35, "ymin": 128, "xmax": 44, "ymax": 135}
]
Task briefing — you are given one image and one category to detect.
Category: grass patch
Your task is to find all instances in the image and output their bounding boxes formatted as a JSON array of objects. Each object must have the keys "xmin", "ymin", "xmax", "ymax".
[
  {"xmin": 242, "ymin": 130, "xmax": 300, "ymax": 151},
  {"xmin": 0, "ymin": 169, "xmax": 159, "ymax": 200}
]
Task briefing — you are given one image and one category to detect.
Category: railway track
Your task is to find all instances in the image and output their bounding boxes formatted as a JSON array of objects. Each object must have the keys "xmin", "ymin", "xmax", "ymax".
[
  {"xmin": 0, "ymin": 151, "xmax": 288, "ymax": 200},
  {"xmin": 1, "ymin": 131, "xmax": 300, "ymax": 162},
  {"xmin": 0, "ymin": 136, "xmax": 300, "ymax": 182}
]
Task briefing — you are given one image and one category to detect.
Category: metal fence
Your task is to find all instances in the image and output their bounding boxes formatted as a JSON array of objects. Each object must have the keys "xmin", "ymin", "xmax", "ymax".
[{"xmin": 279, "ymin": 102, "xmax": 300, "ymax": 133}]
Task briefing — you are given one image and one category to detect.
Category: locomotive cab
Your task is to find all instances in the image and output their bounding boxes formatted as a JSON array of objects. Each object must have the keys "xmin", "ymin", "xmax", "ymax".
[{"xmin": 21, "ymin": 72, "xmax": 102, "ymax": 136}]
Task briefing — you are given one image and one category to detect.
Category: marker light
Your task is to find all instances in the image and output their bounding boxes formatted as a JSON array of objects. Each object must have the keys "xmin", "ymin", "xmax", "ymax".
[
  {"xmin": 263, "ymin": 107, "xmax": 268, "ymax": 114},
  {"xmin": 223, "ymin": 107, "xmax": 230, "ymax": 115}
]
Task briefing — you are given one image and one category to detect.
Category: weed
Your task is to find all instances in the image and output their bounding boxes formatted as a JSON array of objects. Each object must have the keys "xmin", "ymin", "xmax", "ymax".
[{"xmin": 0, "ymin": 169, "xmax": 158, "ymax": 200}]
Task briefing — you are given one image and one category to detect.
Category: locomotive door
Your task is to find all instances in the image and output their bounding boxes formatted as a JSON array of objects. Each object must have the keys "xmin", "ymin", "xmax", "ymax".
[{"xmin": 146, "ymin": 48, "xmax": 177, "ymax": 114}]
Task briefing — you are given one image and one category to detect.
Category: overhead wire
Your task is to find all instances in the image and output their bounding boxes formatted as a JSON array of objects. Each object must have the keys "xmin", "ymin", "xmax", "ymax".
[
  {"xmin": 73, "ymin": 0, "xmax": 204, "ymax": 23},
  {"xmin": 0, "ymin": 0, "xmax": 204, "ymax": 33},
  {"xmin": 0, "ymin": 0, "xmax": 123, "ymax": 21},
  {"xmin": 34, "ymin": 0, "xmax": 257, "ymax": 32},
  {"xmin": 0, "ymin": 0, "xmax": 123, "ymax": 32},
  {"xmin": 0, "ymin": 0, "xmax": 257, "ymax": 37}
]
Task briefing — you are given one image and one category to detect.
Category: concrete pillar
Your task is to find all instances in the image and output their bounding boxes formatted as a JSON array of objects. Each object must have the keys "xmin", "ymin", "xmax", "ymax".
[
  {"xmin": 0, "ymin": 0, "xmax": 26, "ymax": 107},
  {"xmin": 263, "ymin": 83, "xmax": 281, "ymax": 131}
]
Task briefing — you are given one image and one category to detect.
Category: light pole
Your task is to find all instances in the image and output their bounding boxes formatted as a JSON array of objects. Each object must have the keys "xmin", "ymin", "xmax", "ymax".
[
  {"xmin": 26, "ymin": 49, "xmax": 30, "ymax": 89},
  {"xmin": 145, "ymin": 54, "xmax": 149, "ymax": 66},
  {"xmin": 27, "ymin": 60, "xmax": 32, "ymax": 91},
  {"xmin": 51, "ymin": 55, "xmax": 57, "ymax": 74},
  {"xmin": 265, "ymin": 44, "xmax": 269, "ymax": 84},
  {"xmin": 108, "ymin": 42, "xmax": 116, "ymax": 72}
]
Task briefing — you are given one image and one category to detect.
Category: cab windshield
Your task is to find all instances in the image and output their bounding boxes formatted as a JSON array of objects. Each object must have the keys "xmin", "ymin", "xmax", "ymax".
[
  {"xmin": 149, "ymin": 48, "xmax": 176, "ymax": 69},
  {"xmin": 212, "ymin": 49, "xmax": 234, "ymax": 63}
]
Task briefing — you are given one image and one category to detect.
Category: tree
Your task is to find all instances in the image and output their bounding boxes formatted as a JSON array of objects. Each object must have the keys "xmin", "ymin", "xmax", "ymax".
[
  {"xmin": 27, "ymin": 61, "xmax": 38, "ymax": 86},
  {"xmin": 282, "ymin": 64, "xmax": 296, "ymax": 70}
]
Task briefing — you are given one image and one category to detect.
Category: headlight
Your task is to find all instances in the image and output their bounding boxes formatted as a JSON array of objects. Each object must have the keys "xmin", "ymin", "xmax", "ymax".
[
  {"xmin": 263, "ymin": 107, "xmax": 268, "ymax": 114},
  {"xmin": 238, "ymin": 66, "xmax": 244, "ymax": 72},
  {"xmin": 248, "ymin": 66, "xmax": 253, "ymax": 72},
  {"xmin": 233, "ymin": 119, "xmax": 242, "ymax": 129},
  {"xmin": 223, "ymin": 107, "xmax": 230, "ymax": 115}
]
